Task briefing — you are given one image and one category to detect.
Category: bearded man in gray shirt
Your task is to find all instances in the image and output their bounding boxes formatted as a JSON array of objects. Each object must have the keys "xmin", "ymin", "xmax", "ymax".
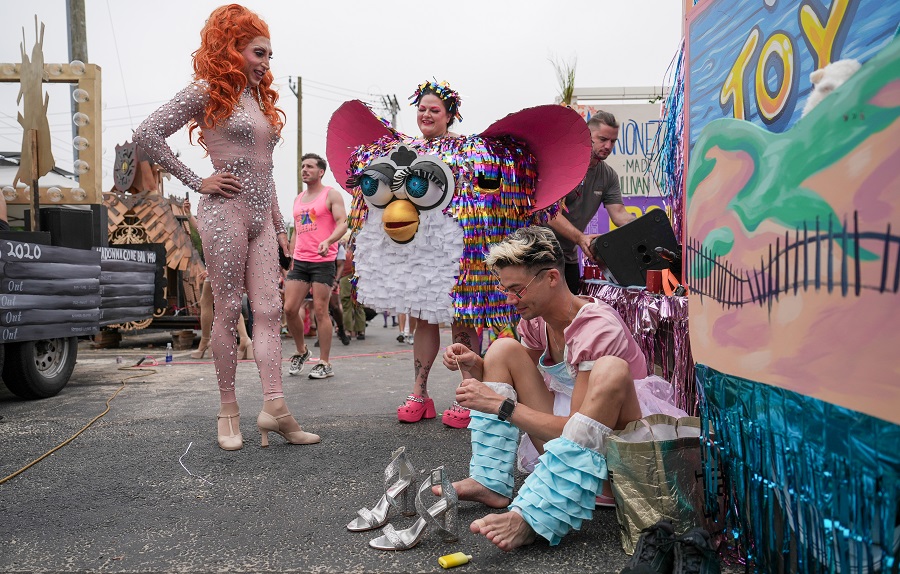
[{"xmin": 547, "ymin": 110, "xmax": 635, "ymax": 293}]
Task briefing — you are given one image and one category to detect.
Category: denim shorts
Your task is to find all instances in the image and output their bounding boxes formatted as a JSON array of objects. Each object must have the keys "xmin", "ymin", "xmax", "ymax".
[{"xmin": 286, "ymin": 259, "xmax": 336, "ymax": 286}]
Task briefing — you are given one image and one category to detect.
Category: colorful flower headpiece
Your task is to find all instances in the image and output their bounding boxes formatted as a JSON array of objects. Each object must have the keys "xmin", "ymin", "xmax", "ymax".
[{"xmin": 408, "ymin": 79, "xmax": 463, "ymax": 123}]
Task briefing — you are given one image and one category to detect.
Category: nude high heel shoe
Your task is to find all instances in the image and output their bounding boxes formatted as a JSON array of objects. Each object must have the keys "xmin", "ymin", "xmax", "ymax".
[
  {"xmin": 238, "ymin": 338, "xmax": 254, "ymax": 360},
  {"xmin": 216, "ymin": 412, "xmax": 243, "ymax": 451},
  {"xmin": 257, "ymin": 411, "xmax": 320, "ymax": 447},
  {"xmin": 191, "ymin": 338, "xmax": 210, "ymax": 359}
]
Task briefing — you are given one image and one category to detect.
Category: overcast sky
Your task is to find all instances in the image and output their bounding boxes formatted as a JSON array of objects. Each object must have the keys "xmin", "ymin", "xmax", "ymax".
[{"xmin": 0, "ymin": 0, "xmax": 683, "ymax": 217}]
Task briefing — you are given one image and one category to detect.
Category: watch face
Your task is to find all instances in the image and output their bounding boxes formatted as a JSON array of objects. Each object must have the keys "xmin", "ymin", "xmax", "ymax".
[{"xmin": 499, "ymin": 398, "xmax": 515, "ymax": 420}]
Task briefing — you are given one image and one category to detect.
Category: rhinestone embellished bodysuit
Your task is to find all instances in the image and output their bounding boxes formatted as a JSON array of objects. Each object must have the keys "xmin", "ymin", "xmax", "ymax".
[{"xmin": 134, "ymin": 82, "xmax": 287, "ymax": 402}]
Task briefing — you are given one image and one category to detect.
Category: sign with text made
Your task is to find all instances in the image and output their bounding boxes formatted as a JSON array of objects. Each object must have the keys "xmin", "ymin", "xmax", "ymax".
[{"xmin": 570, "ymin": 102, "xmax": 666, "ymax": 237}]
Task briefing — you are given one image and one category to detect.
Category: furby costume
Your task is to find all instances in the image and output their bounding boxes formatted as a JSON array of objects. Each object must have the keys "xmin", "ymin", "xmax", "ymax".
[{"xmin": 326, "ymin": 86, "xmax": 592, "ymax": 333}]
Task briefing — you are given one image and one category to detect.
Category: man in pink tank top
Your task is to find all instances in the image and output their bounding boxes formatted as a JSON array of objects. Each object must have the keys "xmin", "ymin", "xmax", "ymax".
[{"xmin": 284, "ymin": 153, "xmax": 348, "ymax": 379}]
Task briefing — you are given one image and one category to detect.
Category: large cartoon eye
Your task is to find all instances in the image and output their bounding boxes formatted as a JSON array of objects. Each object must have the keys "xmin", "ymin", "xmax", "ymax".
[
  {"xmin": 359, "ymin": 166, "xmax": 394, "ymax": 208},
  {"xmin": 405, "ymin": 173, "xmax": 431, "ymax": 198},
  {"xmin": 403, "ymin": 163, "xmax": 451, "ymax": 211}
]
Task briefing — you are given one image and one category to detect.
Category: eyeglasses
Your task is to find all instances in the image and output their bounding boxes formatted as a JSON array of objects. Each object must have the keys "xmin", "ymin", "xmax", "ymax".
[{"xmin": 495, "ymin": 268, "xmax": 555, "ymax": 298}]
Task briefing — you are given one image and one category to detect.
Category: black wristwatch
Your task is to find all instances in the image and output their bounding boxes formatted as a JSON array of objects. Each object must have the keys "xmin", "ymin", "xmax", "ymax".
[{"xmin": 497, "ymin": 398, "xmax": 517, "ymax": 422}]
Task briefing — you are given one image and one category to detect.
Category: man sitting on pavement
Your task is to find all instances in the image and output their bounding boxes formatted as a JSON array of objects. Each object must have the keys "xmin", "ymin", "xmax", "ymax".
[{"xmin": 441, "ymin": 226, "xmax": 686, "ymax": 550}]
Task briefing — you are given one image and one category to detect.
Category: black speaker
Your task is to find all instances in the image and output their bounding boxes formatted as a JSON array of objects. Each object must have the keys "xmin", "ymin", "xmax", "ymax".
[
  {"xmin": 589, "ymin": 211, "xmax": 679, "ymax": 287},
  {"xmin": 90, "ymin": 204, "xmax": 109, "ymax": 248},
  {"xmin": 38, "ymin": 207, "xmax": 94, "ymax": 250}
]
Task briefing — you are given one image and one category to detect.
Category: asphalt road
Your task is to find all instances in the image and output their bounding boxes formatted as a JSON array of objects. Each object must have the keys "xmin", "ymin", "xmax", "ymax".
[{"xmin": 0, "ymin": 323, "xmax": 642, "ymax": 573}]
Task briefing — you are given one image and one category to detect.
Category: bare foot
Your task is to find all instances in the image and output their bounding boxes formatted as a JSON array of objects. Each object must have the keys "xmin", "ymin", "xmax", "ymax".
[
  {"xmin": 432, "ymin": 477, "xmax": 511, "ymax": 508},
  {"xmin": 470, "ymin": 512, "xmax": 536, "ymax": 551}
]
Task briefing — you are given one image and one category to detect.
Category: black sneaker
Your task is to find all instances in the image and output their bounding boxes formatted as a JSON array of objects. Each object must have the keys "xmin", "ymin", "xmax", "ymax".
[
  {"xmin": 672, "ymin": 528, "xmax": 719, "ymax": 574},
  {"xmin": 288, "ymin": 348, "xmax": 311, "ymax": 376},
  {"xmin": 621, "ymin": 520, "xmax": 677, "ymax": 574},
  {"xmin": 339, "ymin": 331, "xmax": 351, "ymax": 345}
]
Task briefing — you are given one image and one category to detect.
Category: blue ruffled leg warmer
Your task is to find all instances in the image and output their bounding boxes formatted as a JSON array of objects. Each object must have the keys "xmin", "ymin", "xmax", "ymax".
[
  {"xmin": 469, "ymin": 382, "xmax": 519, "ymax": 500},
  {"xmin": 510, "ymin": 412, "xmax": 611, "ymax": 546}
]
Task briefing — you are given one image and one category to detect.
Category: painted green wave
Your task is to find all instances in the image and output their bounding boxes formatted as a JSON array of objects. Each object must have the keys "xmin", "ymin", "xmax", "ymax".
[{"xmin": 687, "ymin": 35, "xmax": 900, "ymax": 277}]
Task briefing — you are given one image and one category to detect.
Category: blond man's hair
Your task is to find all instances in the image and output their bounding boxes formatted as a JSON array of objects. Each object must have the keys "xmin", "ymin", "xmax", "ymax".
[{"xmin": 486, "ymin": 226, "xmax": 564, "ymax": 273}]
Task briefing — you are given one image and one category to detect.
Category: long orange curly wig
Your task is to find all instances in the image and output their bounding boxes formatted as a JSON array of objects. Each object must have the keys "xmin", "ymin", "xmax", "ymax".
[{"xmin": 189, "ymin": 4, "xmax": 285, "ymax": 148}]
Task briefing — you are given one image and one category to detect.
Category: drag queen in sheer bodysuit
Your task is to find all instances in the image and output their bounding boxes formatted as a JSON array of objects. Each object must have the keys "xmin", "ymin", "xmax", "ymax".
[{"xmin": 134, "ymin": 4, "xmax": 319, "ymax": 450}]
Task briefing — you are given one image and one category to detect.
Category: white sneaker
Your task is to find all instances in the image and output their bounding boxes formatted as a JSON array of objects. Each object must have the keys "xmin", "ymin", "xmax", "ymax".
[
  {"xmin": 308, "ymin": 363, "xmax": 334, "ymax": 379},
  {"xmin": 288, "ymin": 348, "xmax": 311, "ymax": 376}
]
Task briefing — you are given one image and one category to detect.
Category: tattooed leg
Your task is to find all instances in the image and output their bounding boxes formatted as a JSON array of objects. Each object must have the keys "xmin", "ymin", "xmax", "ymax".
[
  {"xmin": 412, "ymin": 320, "xmax": 440, "ymax": 397},
  {"xmin": 413, "ymin": 358, "xmax": 432, "ymax": 396}
]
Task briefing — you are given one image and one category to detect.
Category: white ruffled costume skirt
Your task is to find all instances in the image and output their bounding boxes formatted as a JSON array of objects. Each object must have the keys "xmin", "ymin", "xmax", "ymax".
[{"xmin": 353, "ymin": 209, "xmax": 464, "ymax": 325}]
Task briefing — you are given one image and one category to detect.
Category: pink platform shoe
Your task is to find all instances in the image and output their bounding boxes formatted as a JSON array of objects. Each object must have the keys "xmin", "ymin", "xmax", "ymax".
[
  {"xmin": 441, "ymin": 402, "xmax": 471, "ymax": 429},
  {"xmin": 596, "ymin": 493, "xmax": 616, "ymax": 508},
  {"xmin": 397, "ymin": 394, "xmax": 436, "ymax": 423}
]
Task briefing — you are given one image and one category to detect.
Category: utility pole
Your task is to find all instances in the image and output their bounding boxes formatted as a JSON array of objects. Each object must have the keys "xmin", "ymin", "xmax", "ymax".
[
  {"xmin": 380, "ymin": 94, "xmax": 400, "ymax": 127},
  {"xmin": 66, "ymin": 0, "xmax": 88, "ymax": 167},
  {"xmin": 288, "ymin": 76, "xmax": 302, "ymax": 193}
]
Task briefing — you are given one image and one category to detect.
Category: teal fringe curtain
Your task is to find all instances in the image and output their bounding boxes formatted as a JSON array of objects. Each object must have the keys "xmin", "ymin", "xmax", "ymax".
[{"xmin": 698, "ymin": 364, "xmax": 900, "ymax": 572}]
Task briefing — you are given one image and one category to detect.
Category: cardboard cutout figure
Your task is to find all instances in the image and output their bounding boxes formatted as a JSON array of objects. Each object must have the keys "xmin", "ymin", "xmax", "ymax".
[{"xmin": 13, "ymin": 17, "xmax": 55, "ymax": 188}]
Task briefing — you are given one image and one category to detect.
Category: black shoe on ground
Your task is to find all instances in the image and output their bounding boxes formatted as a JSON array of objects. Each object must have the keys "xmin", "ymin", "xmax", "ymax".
[
  {"xmin": 673, "ymin": 528, "xmax": 720, "ymax": 574},
  {"xmin": 621, "ymin": 520, "xmax": 677, "ymax": 574},
  {"xmin": 339, "ymin": 331, "xmax": 351, "ymax": 345},
  {"xmin": 357, "ymin": 333, "xmax": 365, "ymax": 340}
]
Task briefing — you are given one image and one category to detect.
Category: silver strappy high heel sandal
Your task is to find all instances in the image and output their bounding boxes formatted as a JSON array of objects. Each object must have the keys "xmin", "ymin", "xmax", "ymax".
[
  {"xmin": 368, "ymin": 466, "xmax": 459, "ymax": 551},
  {"xmin": 347, "ymin": 447, "xmax": 418, "ymax": 532}
]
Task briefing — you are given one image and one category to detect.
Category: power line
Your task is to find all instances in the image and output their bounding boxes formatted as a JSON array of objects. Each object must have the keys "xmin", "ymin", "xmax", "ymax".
[
  {"xmin": 280, "ymin": 75, "xmax": 376, "ymax": 97},
  {"xmin": 42, "ymin": 99, "xmax": 169, "ymax": 117},
  {"xmin": 0, "ymin": 112, "xmax": 77, "ymax": 152},
  {"xmin": 303, "ymin": 77, "xmax": 377, "ymax": 97},
  {"xmin": 302, "ymin": 89, "xmax": 376, "ymax": 105},
  {"xmin": 104, "ymin": 0, "xmax": 135, "ymax": 132}
]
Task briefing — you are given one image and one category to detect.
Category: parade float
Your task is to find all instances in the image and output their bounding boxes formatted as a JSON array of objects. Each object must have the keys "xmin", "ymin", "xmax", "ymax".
[
  {"xmin": 683, "ymin": 0, "xmax": 900, "ymax": 570},
  {"xmin": 0, "ymin": 19, "xmax": 165, "ymax": 398}
]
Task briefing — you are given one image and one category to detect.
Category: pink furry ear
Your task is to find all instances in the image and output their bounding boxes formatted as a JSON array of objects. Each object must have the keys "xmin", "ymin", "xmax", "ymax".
[
  {"xmin": 810, "ymin": 68, "xmax": 826, "ymax": 85},
  {"xmin": 326, "ymin": 100, "xmax": 395, "ymax": 193},
  {"xmin": 480, "ymin": 105, "xmax": 591, "ymax": 212}
]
